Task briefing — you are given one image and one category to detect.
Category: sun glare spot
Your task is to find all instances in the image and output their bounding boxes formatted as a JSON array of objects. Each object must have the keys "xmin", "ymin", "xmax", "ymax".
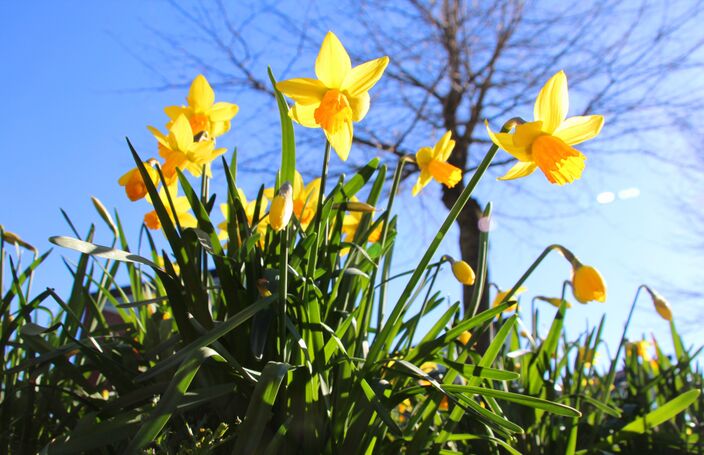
[{"xmin": 596, "ymin": 192, "xmax": 615, "ymax": 204}]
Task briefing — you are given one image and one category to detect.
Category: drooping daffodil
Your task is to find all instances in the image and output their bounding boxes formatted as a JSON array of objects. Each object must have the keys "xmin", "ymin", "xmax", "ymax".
[
  {"xmin": 571, "ymin": 264, "xmax": 606, "ymax": 304},
  {"xmin": 276, "ymin": 32, "xmax": 389, "ymax": 161},
  {"xmin": 413, "ymin": 131, "xmax": 462, "ymax": 196},
  {"xmin": 486, "ymin": 71, "xmax": 604, "ymax": 185},
  {"xmin": 118, "ymin": 162, "xmax": 160, "ymax": 202},
  {"xmin": 492, "ymin": 286, "xmax": 527, "ymax": 313},
  {"xmin": 164, "ymin": 74, "xmax": 239, "ymax": 139}
]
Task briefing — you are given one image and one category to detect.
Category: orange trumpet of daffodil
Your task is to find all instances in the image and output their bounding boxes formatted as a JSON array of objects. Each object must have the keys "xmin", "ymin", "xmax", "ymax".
[
  {"xmin": 412, "ymin": 130, "xmax": 462, "ymax": 196},
  {"xmin": 276, "ymin": 32, "xmax": 389, "ymax": 161},
  {"xmin": 118, "ymin": 162, "xmax": 160, "ymax": 202},
  {"xmin": 164, "ymin": 74, "xmax": 239, "ymax": 139},
  {"xmin": 486, "ymin": 71, "xmax": 604, "ymax": 184},
  {"xmin": 143, "ymin": 186, "xmax": 197, "ymax": 231},
  {"xmin": 149, "ymin": 114, "xmax": 226, "ymax": 179}
]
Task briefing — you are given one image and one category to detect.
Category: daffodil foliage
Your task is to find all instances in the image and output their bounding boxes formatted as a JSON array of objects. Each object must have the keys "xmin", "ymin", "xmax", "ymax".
[{"xmin": 1, "ymin": 32, "xmax": 701, "ymax": 455}]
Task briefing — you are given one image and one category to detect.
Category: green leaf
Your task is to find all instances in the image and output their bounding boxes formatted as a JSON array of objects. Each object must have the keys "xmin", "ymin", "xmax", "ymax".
[
  {"xmin": 268, "ymin": 67, "xmax": 296, "ymax": 187},
  {"xmin": 233, "ymin": 362, "xmax": 290, "ymax": 454},
  {"xmin": 614, "ymin": 389, "xmax": 700, "ymax": 437},
  {"xmin": 125, "ymin": 347, "xmax": 219, "ymax": 453},
  {"xmin": 440, "ymin": 358, "xmax": 520, "ymax": 381},
  {"xmin": 49, "ymin": 236, "xmax": 160, "ymax": 269}
]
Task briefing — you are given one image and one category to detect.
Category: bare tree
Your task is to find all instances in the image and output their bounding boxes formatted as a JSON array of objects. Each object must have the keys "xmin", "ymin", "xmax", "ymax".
[{"xmin": 141, "ymin": 0, "xmax": 704, "ymax": 345}]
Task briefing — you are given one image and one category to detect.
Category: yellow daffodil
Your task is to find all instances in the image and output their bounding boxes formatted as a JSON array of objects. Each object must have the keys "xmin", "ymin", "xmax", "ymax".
[
  {"xmin": 486, "ymin": 71, "xmax": 604, "ymax": 184},
  {"xmin": 269, "ymin": 182, "xmax": 294, "ymax": 232},
  {"xmin": 535, "ymin": 296, "xmax": 573, "ymax": 309},
  {"xmin": 144, "ymin": 186, "xmax": 197, "ymax": 230},
  {"xmin": 629, "ymin": 340, "xmax": 652, "ymax": 362},
  {"xmin": 155, "ymin": 256, "xmax": 180, "ymax": 276},
  {"xmin": 451, "ymin": 260, "xmax": 476, "ymax": 286},
  {"xmin": 492, "ymin": 286, "xmax": 527, "ymax": 313},
  {"xmin": 265, "ymin": 172, "xmax": 321, "ymax": 230},
  {"xmin": 397, "ymin": 398, "xmax": 412, "ymax": 422},
  {"xmin": 577, "ymin": 346, "xmax": 598, "ymax": 368},
  {"xmin": 645, "ymin": 286, "xmax": 673, "ymax": 321},
  {"xmin": 164, "ymin": 74, "xmax": 239, "ymax": 139},
  {"xmin": 418, "ymin": 361, "xmax": 438, "ymax": 386},
  {"xmin": 412, "ymin": 131, "xmax": 462, "ymax": 196},
  {"xmin": 572, "ymin": 264, "xmax": 606, "ymax": 303},
  {"xmin": 458, "ymin": 330, "xmax": 472, "ymax": 346},
  {"xmin": 218, "ymin": 189, "xmax": 269, "ymax": 242},
  {"xmin": 118, "ymin": 163, "xmax": 160, "ymax": 201},
  {"xmin": 342, "ymin": 197, "xmax": 383, "ymax": 244},
  {"xmin": 276, "ymin": 32, "xmax": 389, "ymax": 161},
  {"xmin": 149, "ymin": 114, "xmax": 226, "ymax": 179}
]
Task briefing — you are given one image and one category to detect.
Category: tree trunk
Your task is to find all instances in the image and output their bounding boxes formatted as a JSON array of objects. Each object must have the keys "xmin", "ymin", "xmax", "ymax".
[{"xmin": 442, "ymin": 184, "xmax": 491, "ymax": 352}]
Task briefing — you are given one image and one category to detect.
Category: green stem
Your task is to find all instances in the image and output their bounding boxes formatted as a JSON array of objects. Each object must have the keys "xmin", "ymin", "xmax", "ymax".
[
  {"xmin": 279, "ymin": 226, "xmax": 289, "ymax": 362},
  {"xmin": 376, "ymin": 158, "xmax": 407, "ymax": 332},
  {"xmin": 366, "ymin": 118, "xmax": 521, "ymax": 367}
]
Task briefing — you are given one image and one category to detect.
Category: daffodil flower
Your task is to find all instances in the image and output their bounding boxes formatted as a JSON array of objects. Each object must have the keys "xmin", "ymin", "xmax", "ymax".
[
  {"xmin": 164, "ymin": 74, "xmax": 239, "ymax": 139},
  {"xmin": 577, "ymin": 346, "xmax": 599, "ymax": 367},
  {"xmin": 264, "ymin": 171, "xmax": 321, "ymax": 230},
  {"xmin": 218, "ymin": 188, "xmax": 269, "ymax": 242},
  {"xmin": 412, "ymin": 131, "xmax": 462, "ymax": 196},
  {"xmin": 149, "ymin": 114, "xmax": 226, "ymax": 179},
  {"xmin": 492, "ymin": 286, "xmax": 527, "ymax": 313},
  {"xmin": 341, "ymin": 197, "xmax": 383, "ymax": 244},
  {"xmin": 630, "ymin": 340, "xmax": 652, "ymax": 362},
  {"xmin": 486, "ymin": 71, "xmax": 604, "ymax": 184},
  {"xmin": 276, "ymin": 32, "xmax": 389, "ymax": 161},
  {"xmin": 118, "ymin": 163, "xmax": 160, "ymax": 202},
  {"xmin": 571, "ymin": 264, "xmax": 606, "ymax": 303},
  {"xmin": 144, "ymin": 186, "xmax": 197, "ymax": 231}
]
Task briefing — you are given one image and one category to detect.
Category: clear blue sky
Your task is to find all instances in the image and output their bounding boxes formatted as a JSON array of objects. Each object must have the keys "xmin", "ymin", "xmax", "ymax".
[{"xmin": 2, "ymin": 2, "xmax": 701, "ymax": 362}]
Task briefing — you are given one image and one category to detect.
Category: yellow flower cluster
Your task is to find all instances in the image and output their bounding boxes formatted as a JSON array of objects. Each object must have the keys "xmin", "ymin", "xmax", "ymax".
[
  {"xmin": 119, "ymin": 32, "xmax": 611, "ymax": 305},
  {"xmin": 118, "ymin": 74, "xmax": 237, "ymax": 230}
]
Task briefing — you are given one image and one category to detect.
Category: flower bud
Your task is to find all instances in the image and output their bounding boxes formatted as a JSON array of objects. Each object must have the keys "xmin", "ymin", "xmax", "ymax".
[
  {"xmin": 447, "ymin": 257, "xmax": 475, "ymax": 286},
  {"xmin": 269, "ymin": 182, "xmax": 294, "ymax": 232},
  {"xmin": 571, "ymin": 264, "xmax": 606, "ymax": 304},
  {"xmin": 644, "ymin": 286, "xmax": 672, "ymax": 321}
]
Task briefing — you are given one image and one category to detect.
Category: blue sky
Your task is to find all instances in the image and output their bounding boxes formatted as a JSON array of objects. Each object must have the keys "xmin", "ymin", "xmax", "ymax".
[{"xmin": 2, "ymin": 2, "xmax": 702, "ymax": 362}]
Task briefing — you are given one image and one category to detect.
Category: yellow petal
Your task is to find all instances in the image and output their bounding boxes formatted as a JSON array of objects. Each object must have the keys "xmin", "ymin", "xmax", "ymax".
[
  {"xmin": 498, "ymin": 161, "xmax": 538, "ymax": 181},
  {"xmin": 276, "ymin": 78, "xmax": 327, "ymax": 105},
  {"xmin": 342, "ymin": 56, "xmax": 389, "ymax": 97},
  {"xmin": 315, "ymin": 32, "xmax": 351, "ymax": 88},
  {"xmin": 293, "ymin": 171, "xmax": 304, "ymax": 199},
  {"xmin": 325, "ymin": 119, "xmax": 353, "ymax": 161},
  {"xmin": 350, "ymin": 92, "xmax": 370, "ymax": 122},
  {"xmin": 290, "ymin": 103, "xmax": 319, "ymax": 128},
  {"xmin": 412, "ymin": 170, "xmax": 432, "ymax": 196},
  {"xmin": 485, "ymin": 121, "xmax": 530, "ymax": 161},
  {"xmin": 164, "ymin": 105, "xmax": 187, "ymax": 120},
  {"xmin": 434, "ymin": 130, "xmax": 455, "ymax": 162},
  {"xmin": 170, "ymin": 115, "xmax": 194, "ymax": 152},
  {"xmin": 188, "ymin": 75, "xmax": 215, "ymax": 112},
  {"xmin": 148, "ymin": 126, "xmax": 169, "ymax": 148},
  {"xmin": 553, "ymin": 115, "xmax": 604, "ymax": 146},
  {"xmin": 209, "ymin": 102, "xmax": 239, "ymax": 121},
  {"xmin": 533, "ymin": 71, "xmax": 568, "ymax": 134},
  {"xmin": 209, "ymin": 120, "xmax": 230, "ymax": 138}
]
